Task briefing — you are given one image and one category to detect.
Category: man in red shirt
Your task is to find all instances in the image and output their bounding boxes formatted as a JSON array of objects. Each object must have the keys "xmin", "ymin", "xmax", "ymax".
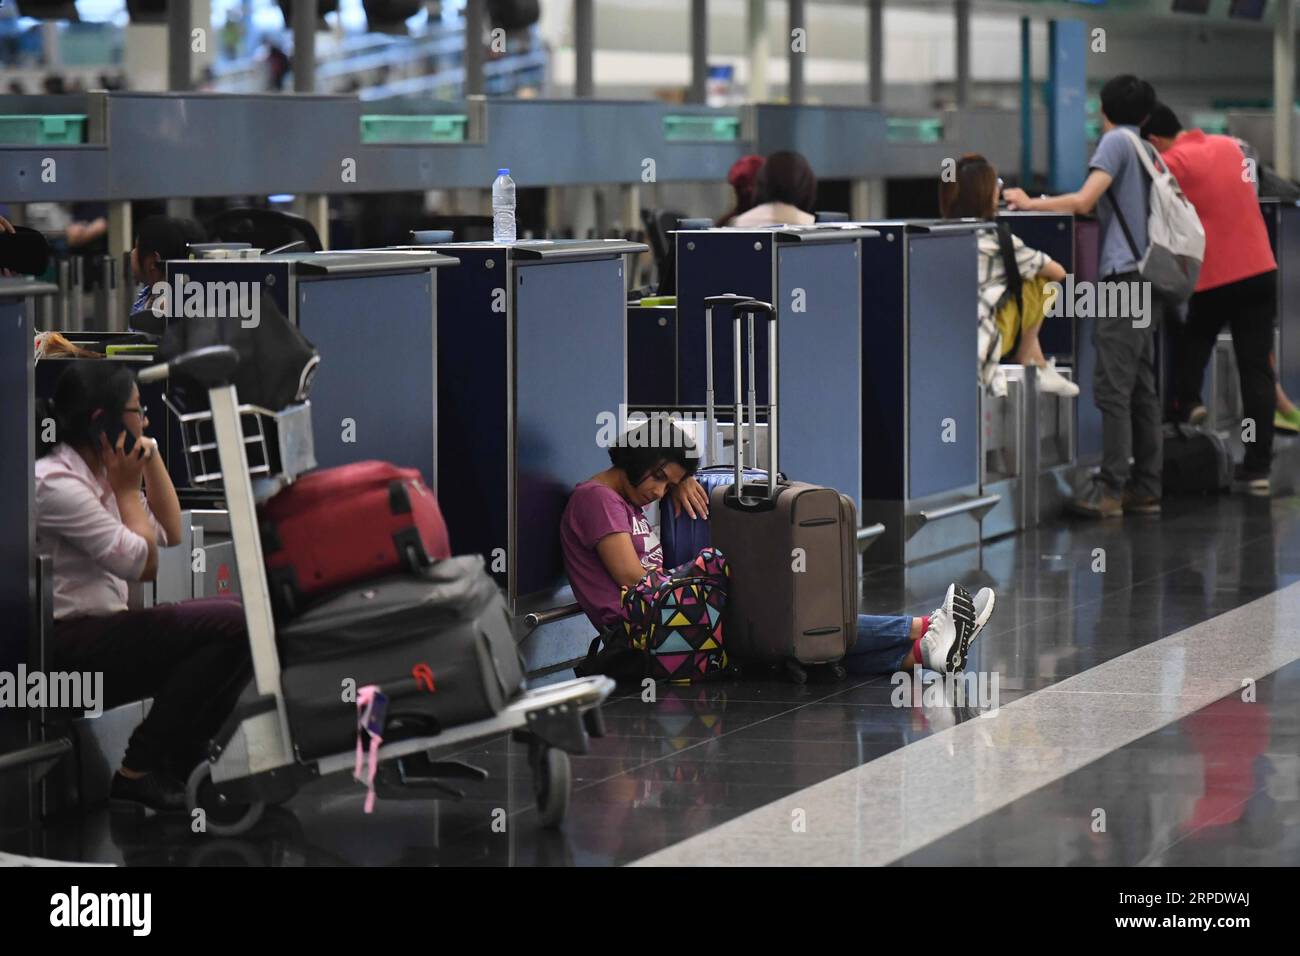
[{"xmin": 1143, "ymin": 103, "xmax": 1278, "ymax": 493}]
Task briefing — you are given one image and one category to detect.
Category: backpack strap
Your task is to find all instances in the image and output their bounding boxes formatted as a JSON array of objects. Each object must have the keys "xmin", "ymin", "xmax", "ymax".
[
  {"xmin": 573, "ymin": 625, "xmax": 648, "ymax": 681},
  {"xmin": 1115, "ymin": 127, "xmax": 1168, "ymax": 178},
  {"xmin": 1103, "ymin": 126, "xmax": 1168, "ymax": 269},
  {"xmin": 995, "ymin": 221, "xmax": 1024, "ymax": 319},
  {"xmin": 1104, "ymin": 190, "xmax": 1143, "ymax": 265}
]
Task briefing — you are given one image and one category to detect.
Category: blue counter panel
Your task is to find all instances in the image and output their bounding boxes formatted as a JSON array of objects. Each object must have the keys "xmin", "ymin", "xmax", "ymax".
[
  {"xmin": 907, "ymin": 233, "xmax": 980, "ymax": 499},
  {"xmin": 1073, "ymin": 219, "xmax": 1104, "ymax": 464},
  {"xmin": 627, "ymin": 306, "xmax": 678, "ymax": 408},
  {"xmin": 513, "ymin": 257, "xmax": 626, "ymax": 603},
  {"xmin": 860, "ymin": 226, "xmax": 907, "ymax": 501},
  {"xmin": 1, "ymin": 297, "xmax": 33, "ymax": 674},
  {"xmin": 675, "ymin": 232, "xmax": 775, "ymax": 409},
  {"xmin": 1275, "ymin": 205, "xmax": 1300, "ymax": 400},
  {"xmin": 297, "ymin": 271, "xmax": 436, "ymax": 485},
  {"xmin": 774, "ymin": 241, "xmax": 862, "ymax": 502},
  {"xmin": 1000, "ymin": 212, "xmax": 1075, "ymax": 358},
  {"xmin": 434, "ymin": 249, "xmax": 510, "ymax": 583}
]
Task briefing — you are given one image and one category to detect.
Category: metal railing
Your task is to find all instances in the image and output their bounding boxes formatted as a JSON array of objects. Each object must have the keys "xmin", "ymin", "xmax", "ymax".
[{"xmin": 210, "ymin": 22, "xmax": 546, "ymax": 100}]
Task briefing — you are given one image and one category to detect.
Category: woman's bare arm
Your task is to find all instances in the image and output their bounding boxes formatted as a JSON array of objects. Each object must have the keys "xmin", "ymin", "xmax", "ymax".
[{"xmin": 596, "ymin": 532, "xmax": 650, "ymax": 588}]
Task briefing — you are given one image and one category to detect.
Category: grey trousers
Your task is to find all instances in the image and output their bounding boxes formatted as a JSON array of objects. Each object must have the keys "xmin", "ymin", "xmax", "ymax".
[{"xmin": 1092, "ymin": 273, "xmax": 1163, "ymax": 498}]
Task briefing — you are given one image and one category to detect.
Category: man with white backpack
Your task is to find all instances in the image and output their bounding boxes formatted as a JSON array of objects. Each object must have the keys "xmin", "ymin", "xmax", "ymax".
[{"xmin": 1004, "ymin": 75, "xmax": 1205, "ymax": 518}]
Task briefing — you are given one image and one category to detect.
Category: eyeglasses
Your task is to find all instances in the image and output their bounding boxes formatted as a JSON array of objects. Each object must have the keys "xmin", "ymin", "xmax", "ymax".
[{"xmin": 123, "ymin": 405, "xmax": 148, "ymax": 417}]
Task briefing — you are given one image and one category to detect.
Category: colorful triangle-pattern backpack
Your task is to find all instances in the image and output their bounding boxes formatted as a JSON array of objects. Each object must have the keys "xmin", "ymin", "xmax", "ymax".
[{"xmin": 575, "ymin": 572, "xmax": 731, "ymax": 683}]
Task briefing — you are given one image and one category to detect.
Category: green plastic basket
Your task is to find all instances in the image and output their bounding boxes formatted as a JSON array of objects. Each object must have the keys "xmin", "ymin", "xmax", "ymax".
[
  {"xmin": 885, "ymin": 117, "xmax": 944, "ymax": 145},
  {"xmin": 0, "ymin": 114, "xmax": 87, "ymax": 145},
  {"xmin": 360, "ymin": 114, "xmax": 469, "ymax": 145},
  {"xmin": 663, "ymin": 114, "xmax": 741, "ymax": 143},
  {"xmin": 1191, "ymin": 111, "xmax": 1230, "ymax": 136}
]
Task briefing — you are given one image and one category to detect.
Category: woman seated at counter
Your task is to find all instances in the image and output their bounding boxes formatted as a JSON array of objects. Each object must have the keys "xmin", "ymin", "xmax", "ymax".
[
  {"xmin": 560, "ymin": 421, "xmax": 996, "ymax": 681},
  {"xmin": 729, "ymin": 151, "xmax": 818, "ymax": 228},
  {"xmin": 939, "ymin": 154, "xmax": 1078, "ymax": 399},
  {"xmin": 35, "ymin": 362, "xmax": 251, "ymax": 815}
]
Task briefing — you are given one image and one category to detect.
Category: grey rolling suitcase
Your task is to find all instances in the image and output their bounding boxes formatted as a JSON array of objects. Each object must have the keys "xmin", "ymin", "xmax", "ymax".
[{"xmin": 702, "ymin": 295, "xmax": 859, "ymax": 684}]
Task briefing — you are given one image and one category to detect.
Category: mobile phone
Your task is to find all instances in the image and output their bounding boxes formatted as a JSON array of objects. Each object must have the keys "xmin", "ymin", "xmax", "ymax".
[{"xmin": 100, "ymin": 420, "xmax": 138, "ymax": 456}]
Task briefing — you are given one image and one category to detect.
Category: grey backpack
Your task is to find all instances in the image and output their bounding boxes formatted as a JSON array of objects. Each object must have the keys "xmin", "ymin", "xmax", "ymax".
[{"xmin": 1106, "ymin": 128, "xmax": 1206, "ymax": 304}]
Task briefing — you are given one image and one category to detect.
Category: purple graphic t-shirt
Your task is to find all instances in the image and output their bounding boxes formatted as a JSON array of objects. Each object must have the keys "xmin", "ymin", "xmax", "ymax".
[{"xmin": 560, "ymin": 480, "xmax": 663, "ymax": 628}]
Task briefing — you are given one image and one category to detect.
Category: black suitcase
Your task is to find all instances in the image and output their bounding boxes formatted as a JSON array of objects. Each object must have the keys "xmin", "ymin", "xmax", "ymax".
[
  {"xmin": 1162, "ymin": 422, "xmax": 1232, "ymax": 495},
  {"xmin": 278, "ymin": 555, "xmax": 525, "ymax": 760}
]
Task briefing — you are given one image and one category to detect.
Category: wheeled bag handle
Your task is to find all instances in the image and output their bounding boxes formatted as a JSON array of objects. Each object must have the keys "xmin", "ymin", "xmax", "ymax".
[
  {"xmin": 729, "ymin": 300, "xmax": 778, "ymax": 504},
  {"xmin": 138, "ymin": 344, "xmax": 240, "ymax": 387},
  {"xmin": 703, "ymin": 294, "xmax": 757, "ymax": 469}
]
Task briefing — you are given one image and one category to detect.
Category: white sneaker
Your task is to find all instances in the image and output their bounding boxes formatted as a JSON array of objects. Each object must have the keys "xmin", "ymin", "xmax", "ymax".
[
  {"xmin": 925, "ymin": 586, "xmax": 994, "ymax": 672},
  {"xmin": 1036, "ymin": 359, "xmax": 1079, "ymax": 398},
  {"xmin": 920, "ymin": 583, "xmax": 977, "ymax": 674},
  {"xmin": 967, "ymin": 587, "xmax": 996, "ymax": 656}
]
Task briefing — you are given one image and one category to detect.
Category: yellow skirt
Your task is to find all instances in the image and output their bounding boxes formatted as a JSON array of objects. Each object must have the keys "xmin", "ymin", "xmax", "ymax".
[{"xmin": 995, "ymin": 275, "xmax": 1059, "ymax": 359}]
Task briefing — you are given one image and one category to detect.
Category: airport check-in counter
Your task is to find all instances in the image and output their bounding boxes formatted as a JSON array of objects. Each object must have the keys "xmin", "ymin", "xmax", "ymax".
[
  {"xmin": 858, "ymin": 220, "xmax": 993, "ymax": 565},
  {"xmin": 422, "ymin": 239, "xmax": 646, "ymax": 675},
  {"xmin": 673, "ymin": 225, "xmax": 873, "ymax": 517},
  {"xmin": 988, "ymin": 212, "xmax": 1079, "ymax": 533},
  {"xmin": 1071, "ymin": 218, "xmax": 1104, "ymax": 475},
  {"xmin": 165, "ymin": 249, "xmax": 458, "ymax": 488},
  {"xmin": 999, "ymin": 211, "xmax": 1075, "ymax": 358},
  {"xmin": 3, "ymin": 281, "xmax": 58, "ymax": 833},
  {"xmin": 1267, "ymin": 200, "xmax": 1300, "ymax": 404},
  {"xmin": 1196, "ymin": 198, "xmax": 1300, "ymax": 480},
  {"xmin": 3, "ymin": 279, "xmax": 57, "ymax": 676}
]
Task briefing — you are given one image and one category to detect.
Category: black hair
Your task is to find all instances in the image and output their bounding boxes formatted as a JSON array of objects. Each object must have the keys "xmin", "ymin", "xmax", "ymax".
[
  {"xmin": 1141, "ymin": 102, "xmax": 1183, "ymax": 140},
  {"xmin": 36, "ymin": 362, "xmax": 137, "ymax": 459},
  {"xmin": 753, "ymin": 150, "xmax": 818, "ymax": 212},
  {"xmin": 1099, "ymin": 75, "xmax": 1156, "ymax": 128},
  {"xmin": 607, "ymin": 418, "xmax": 699, "ymax": 486},
  {"xmin": 135, "ymin": 215, "xmax": 205, "ymax": 275}
]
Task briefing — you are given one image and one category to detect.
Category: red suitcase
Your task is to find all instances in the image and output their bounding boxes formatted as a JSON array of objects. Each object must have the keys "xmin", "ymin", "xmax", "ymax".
[{"xmin": 260, "ymin": 461, "xmax": 451, "ymax": 619}]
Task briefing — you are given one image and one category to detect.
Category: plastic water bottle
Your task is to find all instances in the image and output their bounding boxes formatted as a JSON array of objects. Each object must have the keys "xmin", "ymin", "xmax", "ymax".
[{"xmin": 492, "ymin": 168, "xmax": 516, "ymax": 243}]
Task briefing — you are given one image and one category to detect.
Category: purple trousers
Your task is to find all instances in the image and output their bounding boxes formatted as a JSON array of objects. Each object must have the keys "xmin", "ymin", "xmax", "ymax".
[{"xmin": 52, "ymin": 596, "xmax": 251, "ymax": 778}]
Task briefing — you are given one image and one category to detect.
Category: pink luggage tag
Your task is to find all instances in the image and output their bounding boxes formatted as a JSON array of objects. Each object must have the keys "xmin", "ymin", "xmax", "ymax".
[{"xmin": 354, "ymin": 686, "xmax": 388, "ymax": 814}]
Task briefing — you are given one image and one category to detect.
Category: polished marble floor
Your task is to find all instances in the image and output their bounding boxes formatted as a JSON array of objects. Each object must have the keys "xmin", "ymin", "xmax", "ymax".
[{"xmin": 5, "ymin": 494, "xmax": 1300, "ymax": 866}]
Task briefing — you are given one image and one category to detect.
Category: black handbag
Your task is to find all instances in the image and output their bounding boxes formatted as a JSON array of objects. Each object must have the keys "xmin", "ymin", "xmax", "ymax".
[{"xmin": 159, "ymin": 287, "xmax": 319, "ymax": 413}]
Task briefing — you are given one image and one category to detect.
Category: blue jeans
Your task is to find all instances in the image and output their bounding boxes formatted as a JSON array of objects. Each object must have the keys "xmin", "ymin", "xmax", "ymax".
[{"xmin": 844, "ymin": 614, "xmax": 914, "ymax": 675}]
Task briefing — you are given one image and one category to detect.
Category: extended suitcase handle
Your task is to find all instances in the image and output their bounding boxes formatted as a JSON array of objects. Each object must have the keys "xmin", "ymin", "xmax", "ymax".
[
  {"xmin": 728, "ymin": 300, "xmax": 778, "ymax": 506},
  {"xmin": 701, "ymin": 296, "xmax": 779, "ymax": 506},
  {"xmin": 703, "ymin": 294, "xmax": 756, "ymax": 469}
]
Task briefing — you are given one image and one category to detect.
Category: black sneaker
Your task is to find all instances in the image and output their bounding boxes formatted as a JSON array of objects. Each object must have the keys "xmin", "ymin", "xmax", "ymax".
[
  {"xmin": 109, "ymin": 771, "xmax": 188, "ymax": 816},
  {"xmin": 1232, "ymin": 466, "xmax": 1270, "ymax": 497}
]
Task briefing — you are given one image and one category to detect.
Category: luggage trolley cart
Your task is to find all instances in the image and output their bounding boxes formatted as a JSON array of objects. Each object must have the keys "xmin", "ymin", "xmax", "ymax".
[{"xmin": 140, "ymin": 346, "xmax": 614, "ymax": 836}]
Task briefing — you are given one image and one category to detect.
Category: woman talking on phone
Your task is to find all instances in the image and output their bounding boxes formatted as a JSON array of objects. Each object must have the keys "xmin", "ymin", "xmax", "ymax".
[{"xmin": 35, "ymin": 362, "xmax": 250, "ymax": 815}]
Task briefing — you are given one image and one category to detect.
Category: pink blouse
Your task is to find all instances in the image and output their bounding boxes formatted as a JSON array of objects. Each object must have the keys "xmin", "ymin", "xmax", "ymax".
[{"xmin": 35, "ymin": 442, "xmax": 169, "ymax": 620}]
